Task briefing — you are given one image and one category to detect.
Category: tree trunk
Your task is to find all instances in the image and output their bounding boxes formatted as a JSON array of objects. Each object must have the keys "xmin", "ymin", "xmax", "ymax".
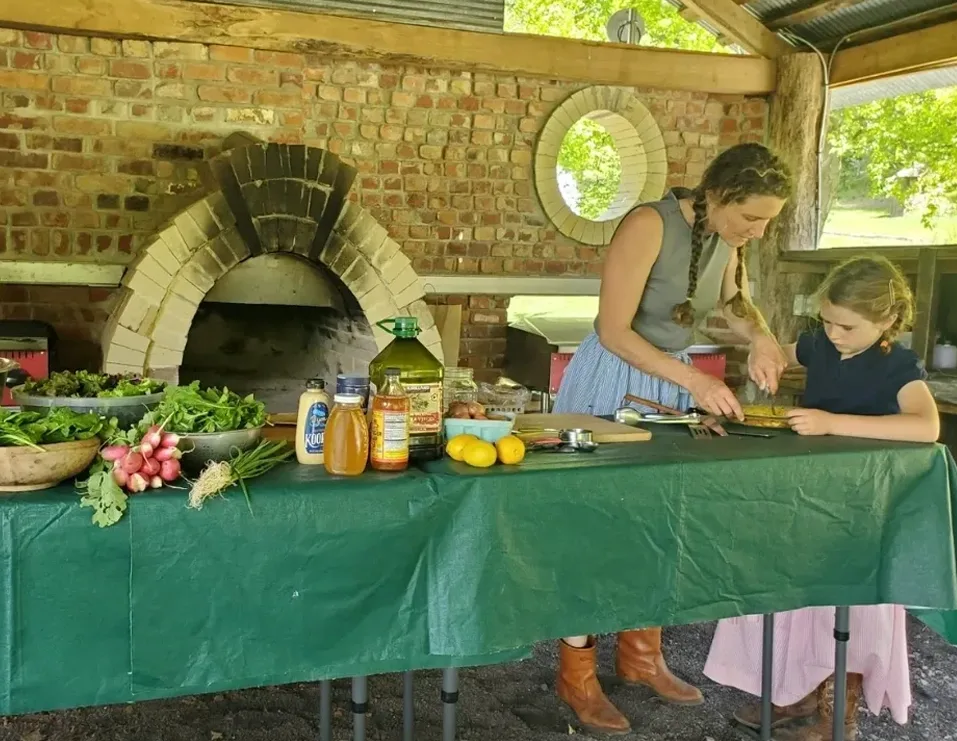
[{"xmin": 757, "ymin": 52, "xmax": 826, "ymax": 343}]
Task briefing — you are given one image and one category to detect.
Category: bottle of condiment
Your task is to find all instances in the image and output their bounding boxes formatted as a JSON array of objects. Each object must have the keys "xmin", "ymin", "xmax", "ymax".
[
  {"xmin": 370, "ymin": 367, "xmax": 410, "ymax": 472},
  {"xmin": 336, "ymin": 374, "xmax": 371, "ymax": 414},
  {"xmin": 369, "ymin": 317, "xmax": 444, "ymax": 461},
  {"xmin": 324, "ymin": 393, "xmax": 369, "ymax": 476},
  {"xmin": 295, "ymin": 377, "xmax": 332, "ymax": 465}
]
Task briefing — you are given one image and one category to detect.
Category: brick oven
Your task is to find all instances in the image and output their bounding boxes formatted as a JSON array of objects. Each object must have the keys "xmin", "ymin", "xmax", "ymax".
[{"xmin": 100, "ymin": 139, "xmax": 445, "ymax": 411}]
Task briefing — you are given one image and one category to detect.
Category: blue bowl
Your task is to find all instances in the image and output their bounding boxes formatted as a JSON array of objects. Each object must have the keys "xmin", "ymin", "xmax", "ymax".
[{"xmin": 444, "ymin": 417, "xmax": 515, "ymax": 443}]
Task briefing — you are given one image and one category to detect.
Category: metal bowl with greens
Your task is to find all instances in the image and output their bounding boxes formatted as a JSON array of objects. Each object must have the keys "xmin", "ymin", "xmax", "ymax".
[
  {"xmin": 19, "ymin": 371, "xmax": 166, "ymax": 398},
  {"xmin": 14, "ymin": 371, "xmax": 167, "ymax": 429},
  {"xmin": 134, "ymin": 382, "xmax": 268, "ymax": 471}
]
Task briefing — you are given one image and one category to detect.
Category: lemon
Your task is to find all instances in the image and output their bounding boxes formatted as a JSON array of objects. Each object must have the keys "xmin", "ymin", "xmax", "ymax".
[
  {"xmin": 446, "ymin": 434, "xmax": 479, "ymax": 461},
  {"xmin": 495, "ymin": 435, "xmax": 526, "ymax": 465},
  {"xmin": 462, "ymin": 440, "xmax": 497, "ymax": 468}
]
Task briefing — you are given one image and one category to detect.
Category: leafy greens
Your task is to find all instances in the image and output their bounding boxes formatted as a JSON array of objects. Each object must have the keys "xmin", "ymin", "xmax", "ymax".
[
  {"xmin": 21, "ymin": 370, "xmax": 166, "ymax": 398},
  {"xmin": 77, "ymin": 464, "xmax": 128, "ymax": 528},
  {"xmin": 0, "ymin": 408, "xmax": 117, "ymax": 449},
  {"xmin": 139, "ymin": 382, "xmax": 267, "ymax": 434}
]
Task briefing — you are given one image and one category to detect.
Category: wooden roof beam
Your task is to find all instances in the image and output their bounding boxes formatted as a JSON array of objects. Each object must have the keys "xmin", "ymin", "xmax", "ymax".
[
  {"xmin": 679, "ymin": 0, "xmax": 793, "ymax": 57},
  {"xmin": 766, "ymin": 0, "xmax": 869, "ymax": 32},
  {"xmin": 830, "ymin": 18, "xmax": 957, "ymax": 86},
  {"xmin": 0, "ymin": 0, "xmax": 777, "ymax": 95}
]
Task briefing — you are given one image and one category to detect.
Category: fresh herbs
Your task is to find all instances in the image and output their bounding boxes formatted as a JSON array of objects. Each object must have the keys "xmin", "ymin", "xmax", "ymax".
[
  {"xmin": 140, "ymin": 382, "xmax": 267, "ymax": 434},
  {"xmin": 188, "ymin": 440, "xmax": 293, "ymax": 511},
  {"xmin": 0, "ymin": 408, "xmax": 117, "ymax": 449},
  {"xmin": 77, "ymin": 461, "xmax": 128, "ymax": 528},
  {"xmin": 21, "ymin": 370, "xmax": 166, "ymax": 398}
]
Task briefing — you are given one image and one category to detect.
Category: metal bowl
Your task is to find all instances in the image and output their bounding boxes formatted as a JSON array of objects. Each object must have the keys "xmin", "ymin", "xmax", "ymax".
[
  {"xmin": 177, "ymin": 426, "xmax": 264, "ymax": 473},
  {"xmin": 11, "ymin": 386, "xmax": 165, "ymax": 429}
]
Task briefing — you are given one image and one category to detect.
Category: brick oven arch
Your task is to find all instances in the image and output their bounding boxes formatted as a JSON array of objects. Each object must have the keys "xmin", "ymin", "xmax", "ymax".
[{"xmin": 101, "ymin": 139, "xmax": 444, "ymax": 382}]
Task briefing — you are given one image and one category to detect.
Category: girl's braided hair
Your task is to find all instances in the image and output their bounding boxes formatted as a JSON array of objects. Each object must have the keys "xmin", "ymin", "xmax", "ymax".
[
  {"xmin": 815, "ymin": 255, "xmax": 914, "ymax": 352},
  {"xmin": 672, "ymin": 143, "xmax": 793, "ymax": 328}
]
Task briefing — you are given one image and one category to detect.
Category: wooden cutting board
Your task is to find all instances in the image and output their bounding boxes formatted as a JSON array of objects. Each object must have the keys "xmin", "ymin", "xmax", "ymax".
[{"xmin": 513, "ymin": 413, "xmax": 651, "ymax": 442}]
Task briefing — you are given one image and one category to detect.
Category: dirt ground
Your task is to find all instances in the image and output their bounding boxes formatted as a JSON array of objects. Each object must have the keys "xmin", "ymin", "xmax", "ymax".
[{"xmin": 2, "ymin": 616, "xmax": 955, "ymax": 741}]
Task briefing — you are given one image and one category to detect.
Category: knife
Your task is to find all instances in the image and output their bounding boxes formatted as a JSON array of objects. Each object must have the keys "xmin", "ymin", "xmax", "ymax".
[{"xmin": 743, "ymin": 379, "xmax": 778, "ymax": 414}]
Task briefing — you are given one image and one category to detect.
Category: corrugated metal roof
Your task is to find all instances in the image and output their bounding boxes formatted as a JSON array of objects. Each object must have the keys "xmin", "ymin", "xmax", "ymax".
[
  {"xmin": 830, "ymin": 65, "xmax": 957, "ymax": 109},
  {"xmin": 200, "ymin": 0, "xmax": 505, "ymax": 33},
  {"xmin": 743, "ymin": 0, "xmax": 955, "ymax": 48}
]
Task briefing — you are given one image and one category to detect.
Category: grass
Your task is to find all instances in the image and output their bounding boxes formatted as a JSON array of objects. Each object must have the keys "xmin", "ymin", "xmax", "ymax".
[{"xmin": 821, "ymin": 206, "xmax": 957, "ymax": 248}]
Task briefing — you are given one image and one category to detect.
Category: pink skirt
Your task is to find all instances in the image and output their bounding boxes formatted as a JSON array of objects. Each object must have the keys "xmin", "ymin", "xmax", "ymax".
[{"xmin": 704, "ymin": 605, "xmax": 911, "ymax": 724}]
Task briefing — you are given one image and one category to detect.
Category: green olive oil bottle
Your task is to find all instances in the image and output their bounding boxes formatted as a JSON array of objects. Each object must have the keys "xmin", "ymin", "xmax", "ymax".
[{"xmin": 368, "ymin": 317, "xmax": 444, "ymax": 461}]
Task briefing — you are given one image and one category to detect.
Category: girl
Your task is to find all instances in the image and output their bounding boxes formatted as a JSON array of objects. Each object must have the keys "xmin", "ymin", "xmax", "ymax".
[{"xmin": 704, "ymin": 255, "xmax": 939, "ymax": 741}]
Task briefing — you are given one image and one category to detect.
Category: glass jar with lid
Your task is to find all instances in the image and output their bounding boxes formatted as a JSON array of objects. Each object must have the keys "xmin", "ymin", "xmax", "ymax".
[{"xmin": 444, "ymin": 366, "xmax": 478, "ymax": 412}]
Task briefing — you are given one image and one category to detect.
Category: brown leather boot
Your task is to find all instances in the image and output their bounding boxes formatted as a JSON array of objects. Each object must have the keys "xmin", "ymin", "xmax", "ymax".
[
  {"xmin": 557, "ymin": 639, "xmax": 631, "ymax": 735},
  {"xmin": 781, "ymin": 673, "xmax": 863, "ymax": 741},
  {"xmin": 615, "ymin": 628, "xmax": 703, "ymax": 705},
  {"xmin": 733, "ymin": 689, "xmax": 817, "ymax": 730}
]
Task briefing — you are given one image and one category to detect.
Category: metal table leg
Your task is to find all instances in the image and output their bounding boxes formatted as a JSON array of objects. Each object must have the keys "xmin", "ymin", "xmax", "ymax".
[
  {"xmin": 441, "ymin": 668, "xmax": 459, "ymax": 741},
  {"xmin": 352, "ymin": 676, "xmax": 368, "ymax": 741},
  {"xmin": 833, "ymin": 607, "xmax": 850, "ymax": 741},
  {"xmin": 402, "ymin": 671, "xmax": 414, "ymax": 741},
  {"xmin": 319, "ymin": 680, "xmax": 332, "ymax": 741},
  {"xmin": 760, "ymin": 613, "xmax": 774, "ymax": 741}
]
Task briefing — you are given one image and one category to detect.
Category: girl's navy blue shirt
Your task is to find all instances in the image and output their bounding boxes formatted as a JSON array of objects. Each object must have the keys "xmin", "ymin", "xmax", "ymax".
[{"xmin": 797, "ymin": 328, "xmax": 926, "ymax": 416}]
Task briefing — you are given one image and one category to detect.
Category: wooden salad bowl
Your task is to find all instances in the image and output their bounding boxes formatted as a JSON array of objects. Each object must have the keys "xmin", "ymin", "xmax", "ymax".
[{"xmin": 0, "ymin": 438, "xmax": 100, "ymax": 493}]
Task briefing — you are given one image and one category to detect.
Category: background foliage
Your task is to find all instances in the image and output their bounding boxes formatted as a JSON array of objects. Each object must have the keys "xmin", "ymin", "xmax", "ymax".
[
  {"xmin": 509, "ymin": 0, "xmax": 957, "ymax": 240},
  {"xmin": 506, "ymin": 0, "xmax": 723, "ymax": 218}
]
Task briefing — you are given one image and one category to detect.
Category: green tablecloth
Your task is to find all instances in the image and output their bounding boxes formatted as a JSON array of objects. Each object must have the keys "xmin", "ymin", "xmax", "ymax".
[{"xmin": 1, "ymin": 428, "xmax": 955, "ymax": 715}]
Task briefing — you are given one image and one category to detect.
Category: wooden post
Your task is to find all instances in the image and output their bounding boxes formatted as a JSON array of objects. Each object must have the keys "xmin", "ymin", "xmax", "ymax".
[
  {"xmin": 757, "ymin": 52, "xmax": 826, "ymax": 343},
  {"xmin": 912, "ymin": 248, "xmax": 941, "ymax": 367}
]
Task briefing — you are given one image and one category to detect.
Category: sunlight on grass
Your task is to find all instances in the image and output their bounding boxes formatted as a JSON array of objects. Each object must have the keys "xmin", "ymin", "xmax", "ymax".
[{"xmin": 821, "ymin": 206, "xmax": 957, "ymax": 248}]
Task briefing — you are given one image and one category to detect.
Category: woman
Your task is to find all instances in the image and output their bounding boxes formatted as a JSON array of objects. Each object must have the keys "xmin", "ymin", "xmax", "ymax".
[{"xmin": 552, "ymin": 143, "xmax": 793, "ymax": 735}]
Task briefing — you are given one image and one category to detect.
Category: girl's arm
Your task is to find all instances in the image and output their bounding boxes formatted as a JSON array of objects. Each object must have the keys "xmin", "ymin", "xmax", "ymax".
[
  {"xmin": 788, "ymin": 381, "xmax": 940, "ymax": 443},
  {"xmin": 719, "ymin": 249, "xmax": 788, "ymax": 393},
  {"xmin": 596, "ymin": 207, "xmax": 743, "ymax": 419}
]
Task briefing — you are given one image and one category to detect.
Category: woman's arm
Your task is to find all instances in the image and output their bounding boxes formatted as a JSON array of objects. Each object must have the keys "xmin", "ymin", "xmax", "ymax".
[
  {"xmin": 719, "ymin": 248, "xmax": 788, "ymax": 393},
  {"xmin": 782, "ymin": 342, "xmax": 799, "ymax": 368},
  {"xmin": 596, "ymin": 208, "xmax": 743, "ymax": 418},
  {"xmin": 787, "ymin": 381, "xmax": 940, "ymax": 442}
]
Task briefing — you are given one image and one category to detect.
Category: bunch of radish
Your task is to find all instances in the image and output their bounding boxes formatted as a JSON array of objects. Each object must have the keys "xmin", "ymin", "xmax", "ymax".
[{"xmin": 100, "ymin": 424, "xmax": 182, "ymax": 493}]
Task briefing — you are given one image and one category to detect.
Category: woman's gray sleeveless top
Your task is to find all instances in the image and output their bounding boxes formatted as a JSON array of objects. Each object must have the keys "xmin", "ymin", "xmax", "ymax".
[{"xmin": 626, "ymin": 189, "xmax": 732, "ymax": 352}]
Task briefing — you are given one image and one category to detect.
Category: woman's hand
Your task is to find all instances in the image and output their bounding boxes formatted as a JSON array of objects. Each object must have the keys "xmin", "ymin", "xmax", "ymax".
[
  {"xmin": 687, "ymin": 371, "xmax": 744, "ymax": 421},
  {"xmin": 786, "ymin": 408, "xmax": 835, "ymax": 436},
  {"xmin": 748, "ymin": 333, "xmax": 788, "ymax": 394}
]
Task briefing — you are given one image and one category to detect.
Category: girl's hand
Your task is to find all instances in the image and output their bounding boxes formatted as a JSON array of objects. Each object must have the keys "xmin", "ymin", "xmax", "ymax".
[
  {"xmin": 786, "ymin": 408, "xmax": 835, "ymax": 436},
  {"xmin": 687, "ymin": 371, "xmax": 744, "ymax": 421},
  {"xmin": 748, "ymin": 334, "xmax": 788, "ymax": 394}
]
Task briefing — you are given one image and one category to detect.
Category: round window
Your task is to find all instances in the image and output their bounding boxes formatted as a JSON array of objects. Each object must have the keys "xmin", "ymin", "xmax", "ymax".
[{"xmin": 534, "ymin": 87, "xmax": 667, "ymax": 245}]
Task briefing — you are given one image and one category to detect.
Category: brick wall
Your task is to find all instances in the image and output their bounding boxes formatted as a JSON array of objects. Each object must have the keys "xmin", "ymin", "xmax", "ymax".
[
  {"xmin": 426, "ymin": 294, "xmax": 509, "ymax": 383},
  {"xmin": 0, "ymin": 27, "xmax": 769, "ymax": 374}
]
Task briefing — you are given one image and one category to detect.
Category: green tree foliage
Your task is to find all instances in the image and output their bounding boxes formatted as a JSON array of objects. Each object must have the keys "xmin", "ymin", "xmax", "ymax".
[
  {"xmin": 506, "ymin": 0, "xmax": 725, "ymax": 220},
  {"xmin": 505, "ymin": 0, "xmax": 726, "ymax": 52},
  {"xmin": 828, "ymin": 88, "xmax": 957, "ymax": 227},
  {"xmin": 558, "ymin": 117, "xmax": 622, "ymax": 219}
]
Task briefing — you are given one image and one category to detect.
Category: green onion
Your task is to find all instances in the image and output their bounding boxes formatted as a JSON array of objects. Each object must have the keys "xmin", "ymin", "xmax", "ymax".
[{"xmin": 187, "ymin": 440, "xmax": 294, "ymax": 512}]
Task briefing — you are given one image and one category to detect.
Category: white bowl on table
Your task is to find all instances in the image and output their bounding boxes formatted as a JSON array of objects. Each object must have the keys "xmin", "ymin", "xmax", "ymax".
[{"xmin": 443, "ymin": 415, "xmax": 515, "ymax": 443}]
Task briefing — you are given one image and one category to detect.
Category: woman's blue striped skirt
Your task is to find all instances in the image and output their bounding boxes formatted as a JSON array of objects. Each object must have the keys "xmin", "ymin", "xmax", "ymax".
[{"xmin": 553, "ymin": 333, "xmax": 692, "ymax": 416}]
